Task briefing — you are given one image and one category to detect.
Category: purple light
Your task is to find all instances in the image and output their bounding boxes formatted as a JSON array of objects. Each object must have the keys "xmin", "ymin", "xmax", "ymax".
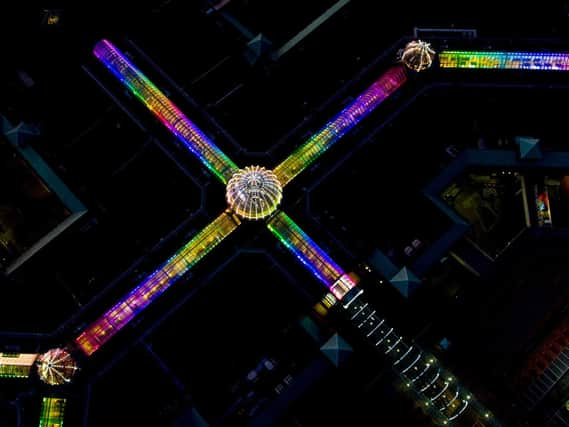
[
  {"xmin": 93, "ymin": 39, "xmax": 239, "ymax": 183},
  {"xmin": 274, "ymin": 65, "xmax": 407, "ymax": 186}
]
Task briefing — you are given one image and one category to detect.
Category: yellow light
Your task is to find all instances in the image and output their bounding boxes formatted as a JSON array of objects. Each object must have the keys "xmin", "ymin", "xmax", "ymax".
[
  {"xmin": 47, "ymin": 15, "xmax": 60, "ymax": 25},
  {"xmin": 226, "ymin": 166, "xmax": 282, "ymax": 220},
  {"xmin": 314, "ymin": 302, "xmax": 328, "ymax": 317}
]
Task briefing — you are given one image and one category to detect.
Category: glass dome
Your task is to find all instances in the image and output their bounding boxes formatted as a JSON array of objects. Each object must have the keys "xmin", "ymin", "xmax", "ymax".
[
  {"xmin": 36, "ymin": 348, "xmax": 78, "ymax": 385},
  {"xmin": 226, "ymin": 166, "xmax": 283, "ymax": 220},
  {"xmin": 401, "ymin": 40, "xmax": 436, "ymax": 72}
]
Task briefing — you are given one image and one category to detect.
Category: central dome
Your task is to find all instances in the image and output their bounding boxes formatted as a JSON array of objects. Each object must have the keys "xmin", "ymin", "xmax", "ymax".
[
  {"xmin": 36, "ymin": 348, "xmax": 78, "ymax": 385},
  {"xmin": 226, "ymin": 166, "xmax": 283, "ymax": 220},
  {"xmin": 400, "ymin": 40, "xmax": 436, "ymax": 72}
]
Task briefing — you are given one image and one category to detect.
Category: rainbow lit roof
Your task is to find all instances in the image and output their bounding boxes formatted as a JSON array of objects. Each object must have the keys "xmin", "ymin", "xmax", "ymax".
[
  {"xmin": 93, "ymin": 39, "xmax": 239, "ymax": 183},
  {"xmin": 75, "ymin": 211, "xmax": 240, "ymax": 355},
  {"xmin": 39, "ymin": 397, "xmax": 65, "ymax": 427},
  {"xmin": 0, "ymin": 353, "xmax": 38, "ymax": 378},
  {"xmin": 274, "ymin": 66, "xmax": 407, "ymax": 186},
  {"xmin": 438, "ymin": 50, "xmax": 569, "ymax": 70},
  {"xmin": 267, "ymin": 211, "xmax": 356, "ymax": 299}
]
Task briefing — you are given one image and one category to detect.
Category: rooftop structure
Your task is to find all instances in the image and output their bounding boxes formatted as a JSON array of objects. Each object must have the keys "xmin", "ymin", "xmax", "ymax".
[
  {"xmin": 36, "ymin": 348, "xmax": 78, "ymax": 385},
  {"xmin": 226, "ymin": 166, "xmax": 283, "ymax": 220}
]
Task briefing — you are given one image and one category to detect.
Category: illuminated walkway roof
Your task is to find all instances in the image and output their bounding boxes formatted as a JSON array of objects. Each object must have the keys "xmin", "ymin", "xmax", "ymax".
[{"xmin": 4, "ymin": 25, "xmax": 569, "ymax": 426}]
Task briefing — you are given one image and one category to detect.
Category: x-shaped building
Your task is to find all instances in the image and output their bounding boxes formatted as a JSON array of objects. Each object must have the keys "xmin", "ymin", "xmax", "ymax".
[{"xmin": 5, "ymin": 35, "xmax": 569, "ymax": 426}]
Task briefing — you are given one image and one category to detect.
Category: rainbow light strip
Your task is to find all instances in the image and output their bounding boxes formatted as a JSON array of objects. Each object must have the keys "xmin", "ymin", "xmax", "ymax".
[
  {"xmin": 274, "ymin": 65, "xmax": 407, "ymax": 186},
  {"xmin": 39, "ymin": 397, "xmax": 65, "ymax": 427},
  {"xmin": 75, "ymin": 211, "xmax": 240, "ymax": 355},
  {"xmin": 93, "ymin": 39, "xmax": 239, "ymax": 184},
  {"xmin": 0, "ymin": 352, "xmax": 38, "ymax": 378},
  {"xmin": 439, "ymin": 50, "xmax": 569, "ymax": 70},
  {"xmin": 267, "ymin": 211, "xmax": 355, "ymax": 299}
]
